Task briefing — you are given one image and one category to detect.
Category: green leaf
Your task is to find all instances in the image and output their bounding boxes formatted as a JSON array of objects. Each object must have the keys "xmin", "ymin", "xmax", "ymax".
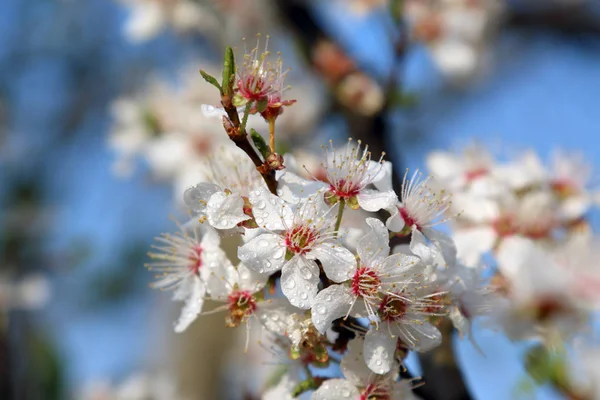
[
  {"xmin": 222, "ymin": 46, "xmax": 235, "ymax": 96},
  {"xmin": 256, "ymin": 98, "xmax": 268, "ymax": 113},
  {"xmin": 292, "ymin": 378, "xmax": 319, "ymax": 397},
  {"xmin": 232, "ymin": 93, "xmax": 248, "ymax": 108},
  {"xmin": 200, "ymin": 70, "xmax": 222, "ymax": 94},
  {"xmin": 250, "ymin": 129, "xmax": 271, "ymax": 160}
]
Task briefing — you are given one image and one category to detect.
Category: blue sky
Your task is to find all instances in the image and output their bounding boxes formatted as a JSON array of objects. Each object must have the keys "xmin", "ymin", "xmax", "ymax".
[{"xmin": 2, "ymin": 1, "xmax": 600, "ymax": 398}]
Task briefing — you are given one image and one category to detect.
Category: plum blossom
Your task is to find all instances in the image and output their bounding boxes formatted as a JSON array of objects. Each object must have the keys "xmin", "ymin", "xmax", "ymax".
[
  {"xmin": 146, "ymin": 221, "xmax": 227, "ymax": 333},
  {"xmin": 493, "ymin": 236, "xmax": 589, "ymax": 340},
  {"xmin": 118, "ymin": 0, "xmax": 215, "ymax": 43},
  {"xmin": 234, "ymin": 35, "xmax": 290, "ymax": 107},
  {"xmin": 311, "ymin": 338, "xmax": 416, "ymax": 400},
  {"xmin": 313, "ymin": 221, "xmax": 445, "ymax": 373},
  {"xmin": 320, "ymin": 139, "xmax": 397, "ymax": 212},
  {"xmin": 238, "ymin": 188, "xmax": 355, "ymax": 309},
  {"xmin": 311, "ymin": 218, "xmax": 422, "ymax": 333},
  {"xmin": 184, "ymin": 147, "xmax": 266, "ymax": 230}
]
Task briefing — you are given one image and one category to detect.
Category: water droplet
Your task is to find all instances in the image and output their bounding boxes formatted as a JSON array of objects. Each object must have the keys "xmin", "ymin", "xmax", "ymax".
[
  {"xmin": 258, "ymin": 267, "xmax": 264, "ymax": 273},
  {"xmin": 325, "ymin": 295, "xmax": 332, "ymax": 302},
  {"xmin": 375, "ymin": 359, "xmax": 382, "ymax": 366},
  {"xmin": 273, "ymin": 248, "xmax": 284, "ymax": 259},
  {"xmin": 300, "ymin": 267, "xmax": 312, "ymax": 279},
  {"xmin": 300, "ymin": 292, "xmax": 308, "ymax": 300},
  {"xmin": 256, "ymin": 200, "xmax": 266, "ymax": 210},
  {"xmin": 220, "ymin": 220, "xmax": 228, "ymax": 226},
  {"xmin": 341, "ymin": 388, "xmax": 351, "ymax": 397},
  {"xmin": 316, "ymin": 304, "xmax": 327, "ymax": 315},
  {"xmin": 265, "ymin": 260, "xmax": 272, "ymax": 268},
  {"xmin": 256, "ymin": 217, "xmax": 264, "ymax": 225},
  {"xmin": 285, "ymin": 279, "xmax": 296, "ymax": 289},
  {"xmin": 254, "ymin": 190, "xmax": 261, "ymax": 196},
  {"xmin": 271, "ymin": 314, "xmax": 279, "ymax": 321}
]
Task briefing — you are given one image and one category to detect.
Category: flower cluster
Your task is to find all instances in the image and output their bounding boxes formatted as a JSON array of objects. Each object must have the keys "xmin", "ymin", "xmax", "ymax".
[
  {"xmin": 143, "ymin": 41, "xmax": 600, "ymax": 399},
  {"xmin": 109, "ymin": 54, "xmax": 319, "ymax": 202},
  {"xmin": 427, "ymin": 144, "xmax": 600, "ymax": 396}
]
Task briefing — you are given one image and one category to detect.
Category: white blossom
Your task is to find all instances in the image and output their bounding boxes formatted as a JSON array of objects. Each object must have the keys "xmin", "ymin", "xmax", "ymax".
[{"xmin": 238, "ymin": 189, "xmax": 355, "ymax": 309}]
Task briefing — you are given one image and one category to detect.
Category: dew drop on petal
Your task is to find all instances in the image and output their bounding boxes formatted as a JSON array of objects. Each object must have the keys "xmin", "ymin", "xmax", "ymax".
[
  {"xmin": 300, "ymin": 267, "xmax": 312, "ymax": 279},
  {"xmin": 273, "ymin": 248, "xmax": 284, "ymax": 259},
  {"xmin": 285, "ymin": 278, "xmax": 296, "ymax": 289},
  {"xmin": 300, "ymin": 292, "xmax": 308, "ymax": 300}
]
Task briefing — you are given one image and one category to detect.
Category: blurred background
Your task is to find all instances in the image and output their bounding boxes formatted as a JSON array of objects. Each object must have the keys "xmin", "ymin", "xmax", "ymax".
[{"xmin": 1, "ymin": 0, "xmax": 600, "ymax": 399}]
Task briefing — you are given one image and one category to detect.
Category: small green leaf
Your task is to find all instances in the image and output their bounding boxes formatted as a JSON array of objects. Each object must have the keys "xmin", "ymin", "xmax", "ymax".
[
  {"xmin": 199, "ymin": 70, "xmax": 222, "ymax": 93},
  {"xmin": 256, "ymin": 98, "xmax": 268, "ymax": 113},
  {"xmin": 232, "ymin": 93, "xmax": 248, "ymax": 108},
  {"xmin": 292, "ymin": 378, "xmax": 319, "ymax": 397},
  {"xmin": 222, "ymin": 46, "xmax": 235, "ymax": 96},
  {"xmin": 250, "ymin": 129, "xmax": 271, "ymax": 159}
]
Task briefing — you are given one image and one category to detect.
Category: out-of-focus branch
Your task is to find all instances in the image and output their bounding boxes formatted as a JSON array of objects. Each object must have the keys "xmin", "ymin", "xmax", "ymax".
[
  {"xmin": 272, "ymin": 0, "xmax": 403, "ymax": 192},
  {"xmin": 272, "ymin": 3, "xmax": 474, "ymax": 400},
  {"xmin": 416, "ymin": 320, "xmax": 472, "ymax": 400},
  {"xmin": 507, "ymin": 4, "xmax": 600, "ymax": 35}
]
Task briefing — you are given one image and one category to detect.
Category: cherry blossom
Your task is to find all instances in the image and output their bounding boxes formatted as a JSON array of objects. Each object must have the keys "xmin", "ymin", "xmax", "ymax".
[
  {"xmin": 238, "ymin": 188, "xmax": 355, "ymax": 309},
  {"xmin": 146, "ymin": 221, "xmax": 227, "ymax": 332}
]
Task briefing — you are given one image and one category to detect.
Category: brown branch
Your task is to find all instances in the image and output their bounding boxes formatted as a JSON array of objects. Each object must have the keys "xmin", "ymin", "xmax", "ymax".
[{"xmin": 220, "ymin": 95, "xmax": 278, "ymax": 195}]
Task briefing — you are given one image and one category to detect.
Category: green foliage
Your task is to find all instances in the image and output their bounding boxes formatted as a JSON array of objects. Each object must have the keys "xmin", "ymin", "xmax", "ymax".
[
  {"xmin": 292, "ymin": 377, "xmax": 320, "ymax": 397},
  {"xmin": 199, "ymin": 70, "xmax": 222, "ymax": 94},
  {"xmin": 250, "ymin": 129, "xmax": 270, "ymax": 160},
  {"xmin": 524, "ymin": 345, "xmax": 568, "ymax": 386},
  {"xmin": 28, "ymin": 333, "xmax": 65, "ymax": 400},
  {"xmin": 222, "ymin": 46, "xmax": 236, "ymax": 96}
]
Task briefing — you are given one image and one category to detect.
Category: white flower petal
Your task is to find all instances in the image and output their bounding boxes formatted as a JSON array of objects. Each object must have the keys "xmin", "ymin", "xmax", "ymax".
[
  {"xmin": 183, "ymin": 182, "xmax": 221, "ymax": 213},
  {"xmin": 237, "ymin": 263, "xmax": 268, "ymax": 293},
  {"xmin": 281, "ymin": 257, "xmax": 320, "ymax": 309},
  {"xmin": 357, "ymin": 189, "xmax": 397, "ymax": 212},
  {"xmin": 357, "ymin": 217, "xmax": 390, "ymax": 267},
  {"xmin": 426, "ymin": 152, "xmax": 462, "ymax": 181},
  {"xmin": 409, "ymin": 227, "xmax": 434, "ymax": 264},
  {"xmin": 385, "ymin": 205, "xmax": 406, "ymax": 232},
  {"xmin": 310, "ymin": 379, "xmax": 360, "ymax": 400},
  {"xmin": 238, "ymin": 233, "xmax": 286, "ymax": 275},
  {"xmin": 206, "ymin": 192, "xmax": 250, "ymax": 229},
  {"xmin": 379, "ymin": 252, "xmax": 422, "ymax": 279},
  {"xmin": 311, "ymin": 243, "xmax": 355, "ymax": 283},
  {"xmin": 398, "ymin": 319, "xmax": 442, "ymax": 352},
  {"xmin": 256, "ymin": 299, "xmax": 297, "ymax": 336},
  {"xmin": 174, "ymin": 277, "xmax": 205, "ymax": 333},
  {"xmin": 311, "ymin": 285, "xmax": 354, "ymax": 334},
  {"xmin": 277, "ymin": 170, "xmax": 325, "ymax": 204},
  {"xmin": 363, "ymin": 327, "xmax": 397, "ymax": 374},
  {"xmin": 453, "ymin": 226, "xmax": 496, "ymax": 266},
  {"xmin": 372, "ymin": 161, "xmax": 394, "ymax": 192},
  {"xmin": 249, "ymin": 186, "xmax": 293, "ymax": 230},
  {"xmin": 124, "ymin": 3, "xmax": 166, "ymax": 42},
  {"xmin": 339, "ymin": 338, "xmax": 374, "ymax": 386},
  {"xmin": 422, "ymin": 227, "xmax": 457, "ymax": 267}
]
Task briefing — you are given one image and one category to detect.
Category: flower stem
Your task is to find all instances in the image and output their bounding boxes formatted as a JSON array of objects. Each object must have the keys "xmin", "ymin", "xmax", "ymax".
[
  {"xmin": 240, "ymin": 101, "xmax": 252, "ymax": 134},
  {"xmin": 334, "ymin": 200, "xmax": 345, "ymax": 237},
  {"xmin": 269, "ymin": 119, "xmax": 276, "ymax": 152}
]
